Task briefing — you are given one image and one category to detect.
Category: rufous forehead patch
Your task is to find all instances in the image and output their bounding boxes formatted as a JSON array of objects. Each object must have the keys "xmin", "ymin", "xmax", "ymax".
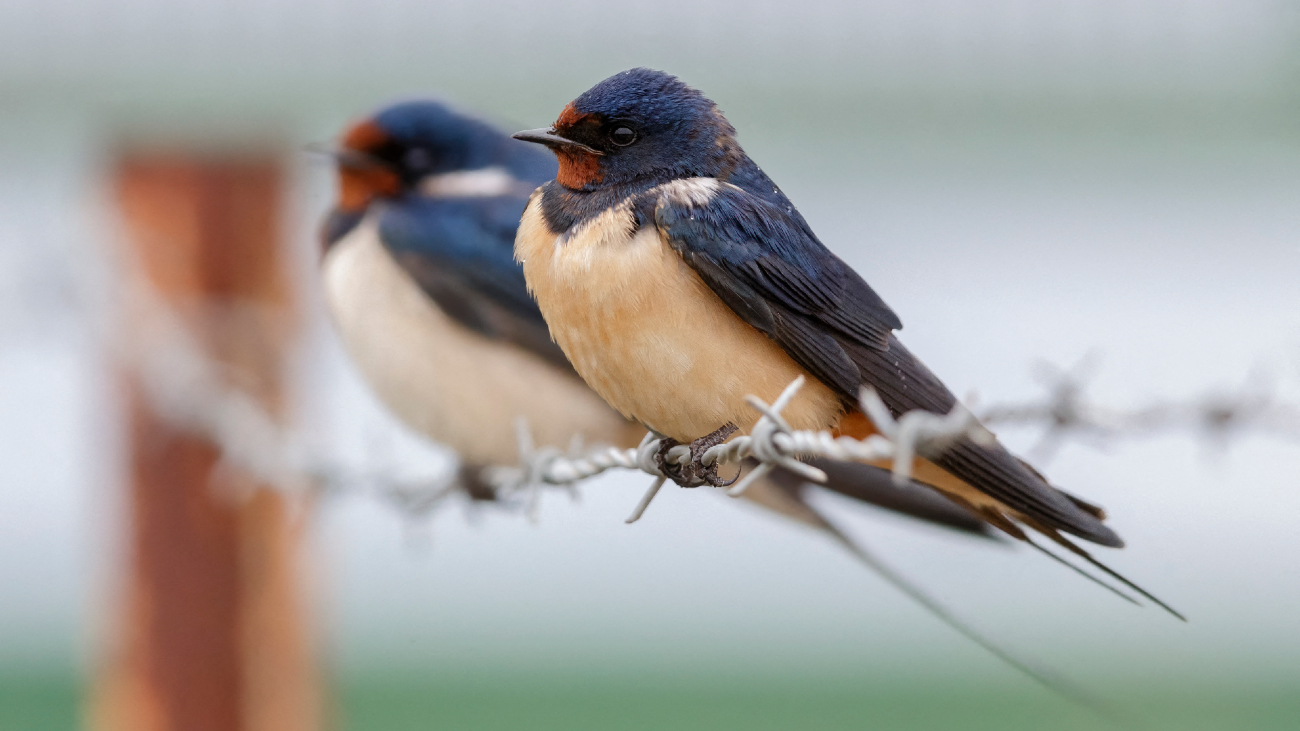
[
  {"xmin": 555, "ymin": 103, "xmax": 596, "ymax": 130},
  {"xmin": 342, "ymin": 119, "xmax": 391, "ymax": 152}
]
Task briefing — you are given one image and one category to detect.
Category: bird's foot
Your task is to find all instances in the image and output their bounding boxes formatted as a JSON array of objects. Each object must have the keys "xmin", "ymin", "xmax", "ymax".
[{"xmin": 654, "ymin": 423, "xmax": 740, "ymax": 488}]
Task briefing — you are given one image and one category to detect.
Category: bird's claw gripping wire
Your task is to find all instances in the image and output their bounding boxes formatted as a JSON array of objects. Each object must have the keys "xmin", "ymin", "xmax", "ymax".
[{"xmin": 653, "ymin": 422, "xmax": 740, "ymax": 487}]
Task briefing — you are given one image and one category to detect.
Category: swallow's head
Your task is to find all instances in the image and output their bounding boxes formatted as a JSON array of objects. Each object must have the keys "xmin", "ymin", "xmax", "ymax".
[
  {"xmin": 321, "ymin": 101, "xmax": 500, "ymax": 245},
  {"xmin": 513, "ymin": 68, "xmax": 738, "ymax": 191}
]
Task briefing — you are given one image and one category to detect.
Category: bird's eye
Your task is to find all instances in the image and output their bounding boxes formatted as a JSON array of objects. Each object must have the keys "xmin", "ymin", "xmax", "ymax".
[
  {"xmin": 404, "ymin": 147, "xmax": 433, "ymax": 171},
  {"xmin": 610, "ymin": 126, "xmax": 637, "ymax": 147}
]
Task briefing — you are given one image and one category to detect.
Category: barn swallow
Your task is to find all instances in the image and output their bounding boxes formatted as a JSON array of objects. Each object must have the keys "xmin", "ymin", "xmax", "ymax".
[
  {"xmin": 321, "ymin": 101, "xmax": 1153, "ymax": 700},
  {"xmin": 318, "ymin": 100, "xmax": 991, "ymax": 535},
  {"xmin": 513, "ymin": 68, "xmax": 1180, "ymax": 617}
]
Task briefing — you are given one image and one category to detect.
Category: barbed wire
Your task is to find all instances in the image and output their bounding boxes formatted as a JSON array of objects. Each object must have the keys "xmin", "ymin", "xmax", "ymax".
[
  {"xmin": 977, "ymin": 355, "xmax": 1300, "ymax": 462},
  {"xmin": 104, "ymin": 271, "xmax": 1300, "ymax": 527},
  {"xmin": 483, "ymin": 376, "xmax": 995, "ymax": 523},
  {"xmin": 6, "ymin": 211, "xmax": 1298, "ymax": 525}
]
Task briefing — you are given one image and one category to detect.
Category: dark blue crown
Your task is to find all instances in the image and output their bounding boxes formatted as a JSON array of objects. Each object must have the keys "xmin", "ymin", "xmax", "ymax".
[
  {"xmin": 573, "ymin": 68, "xmax": 716, "ymax": 130},
  {"xmin": 373, "ymin": 100, "xmax": 554, "ymax": 181}
]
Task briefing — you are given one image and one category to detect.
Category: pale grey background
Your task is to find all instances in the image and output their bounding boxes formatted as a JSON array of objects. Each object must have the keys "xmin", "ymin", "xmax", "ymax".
[{"xmin": 0, "ymin": 0, "xmax": 1297, "ymax": 696}]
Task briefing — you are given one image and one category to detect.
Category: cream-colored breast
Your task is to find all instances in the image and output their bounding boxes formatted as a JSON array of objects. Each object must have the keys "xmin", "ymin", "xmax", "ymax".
[
  {"xmin": 322, "ymin": 215, "xmax": 639, "ymax": 465},
  {"xmin": 516, "ymin": 182, "xmax": 844, "ymax": 443}
]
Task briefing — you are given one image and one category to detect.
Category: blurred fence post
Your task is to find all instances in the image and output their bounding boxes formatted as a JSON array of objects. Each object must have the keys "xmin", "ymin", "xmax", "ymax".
[{"xmin": 90, "ymin": 155, "xmax": 319, "ymax": 731}]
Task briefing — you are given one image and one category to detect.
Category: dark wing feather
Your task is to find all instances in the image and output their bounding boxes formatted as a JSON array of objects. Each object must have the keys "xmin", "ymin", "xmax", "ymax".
[
  {"xmin": 841, "ymin": 335, "xmax": 1121, "ymax": 547},
  {"xmin": 652, "ymin": 182, "xmax": 1122, "ymax": 548},
  {"xmin": 653, "ymin": 186, "xmax": 900, "ymax": 351},
  {"xmin": 378, "ymin": 196, "xmax": 575, "ymax": 374}
]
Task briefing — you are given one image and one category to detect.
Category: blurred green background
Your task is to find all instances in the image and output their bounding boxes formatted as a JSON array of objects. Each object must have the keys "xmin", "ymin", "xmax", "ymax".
[{"xmin": 2, "ymin": 1, "xmax": 1299, "ymax": 729}]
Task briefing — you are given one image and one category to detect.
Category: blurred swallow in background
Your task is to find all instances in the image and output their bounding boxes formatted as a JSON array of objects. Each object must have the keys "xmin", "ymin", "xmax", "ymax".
[
  {"xmin": 317, "ymin": 100, "xmax": 992, "ymax": 535},
  {"xmin": 513, "ymin": 68, "xmax": 1181, "ymax": 618},
  {"xmin": 319, "ymin": 100, "xmax": 638, "ymax": 472}
]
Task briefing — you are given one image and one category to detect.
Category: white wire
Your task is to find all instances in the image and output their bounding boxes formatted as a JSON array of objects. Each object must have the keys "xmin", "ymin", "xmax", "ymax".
[{"xmin": 110, "ymin": 273, "xmax": 1300, "ymax": 523}]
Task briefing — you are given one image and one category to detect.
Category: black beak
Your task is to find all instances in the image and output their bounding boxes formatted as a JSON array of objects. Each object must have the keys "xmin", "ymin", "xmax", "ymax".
[
  {"xmin": 512, "ymin": 128, "xmax": 603, "ymax": 155},
  {"xmin": 303, "ymin": 142, "xmax": 396, "ymax": 171}
]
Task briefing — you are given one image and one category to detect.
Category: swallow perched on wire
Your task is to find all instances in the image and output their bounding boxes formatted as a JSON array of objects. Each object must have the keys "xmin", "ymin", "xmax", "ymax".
[
  {"xmin": 321, "ymin": 101, "xmax": 1158, "ymax": 704},
  {"xmin": 317, "ymin": 100, "xmax": 991, "ymax": 534},
  {"xmin": 513, "ymin": 68, "xmax": 1180, "ymax": 617}
]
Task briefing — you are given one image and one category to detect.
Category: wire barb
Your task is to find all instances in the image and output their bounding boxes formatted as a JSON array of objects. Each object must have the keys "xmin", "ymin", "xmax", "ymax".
[{"xmin": 625, "ymin": 477, "xmax": 667, "ymax": 524}]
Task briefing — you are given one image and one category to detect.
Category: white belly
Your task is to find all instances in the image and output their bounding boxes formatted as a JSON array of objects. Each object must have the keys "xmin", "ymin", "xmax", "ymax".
[
  {"xmin": 516, "ymin": 185, "xmax": 844, "ymax": 443},
  {"xmin": 322, "ymin": 217, "xmax": 638, "ymax": 465}
]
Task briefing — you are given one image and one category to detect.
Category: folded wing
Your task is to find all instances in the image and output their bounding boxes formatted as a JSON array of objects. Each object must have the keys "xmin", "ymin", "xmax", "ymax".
[{"xmin": 652, "ymin": 180, "xmax": 1122, "ymax": 547}]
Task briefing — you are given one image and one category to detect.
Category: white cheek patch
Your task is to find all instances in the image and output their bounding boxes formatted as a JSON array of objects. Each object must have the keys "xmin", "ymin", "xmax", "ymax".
[{"xmin": 419, "ymin": 166, "xmax": 532, "ymax": 198}]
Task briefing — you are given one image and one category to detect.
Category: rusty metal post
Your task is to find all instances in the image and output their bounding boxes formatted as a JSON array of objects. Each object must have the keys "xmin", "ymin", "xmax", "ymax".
[{"xmin": 91, "ymin": 155, "xmax": 319, "ymax": 731}]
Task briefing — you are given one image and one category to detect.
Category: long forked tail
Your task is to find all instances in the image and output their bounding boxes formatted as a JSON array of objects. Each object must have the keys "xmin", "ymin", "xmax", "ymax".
[
  {"xmin": 946, "ymin": 475, "xmax": 1184, "ymax": 621},
  {"xmin": 1022, "ymin": 537, "xmax": 1142, "ymax": 607},
  {"xmin": 1025, "ymin": 522, "xmax": 1187, "ymax": 622}
]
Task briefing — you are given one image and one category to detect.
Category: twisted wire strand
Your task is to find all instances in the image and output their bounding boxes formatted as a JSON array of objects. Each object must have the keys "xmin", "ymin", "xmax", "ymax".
[
  {"xmin": 496, "ymin": 376, "xmax": 995, "ymax": 522},
  {"xmin": 111, "ymin": 272, "xmax": 1300, "ymax": 520}
]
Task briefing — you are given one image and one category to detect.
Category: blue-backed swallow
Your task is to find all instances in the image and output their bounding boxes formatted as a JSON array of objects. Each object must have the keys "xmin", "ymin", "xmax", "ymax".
[
  {"xmin": 320, "ymin": 101, "xmax": 644, "ymax": 474},
  {"xmin": 318, "ymin": 100, "xmax": 994, "ymax": 534},
  {"xmin": 513, "ymin": 69, "xmax": 1180, "ymax": 617},
  {"xmin": 321, "ymin": 102, "xmax": 1154, "ymax": 699}
]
